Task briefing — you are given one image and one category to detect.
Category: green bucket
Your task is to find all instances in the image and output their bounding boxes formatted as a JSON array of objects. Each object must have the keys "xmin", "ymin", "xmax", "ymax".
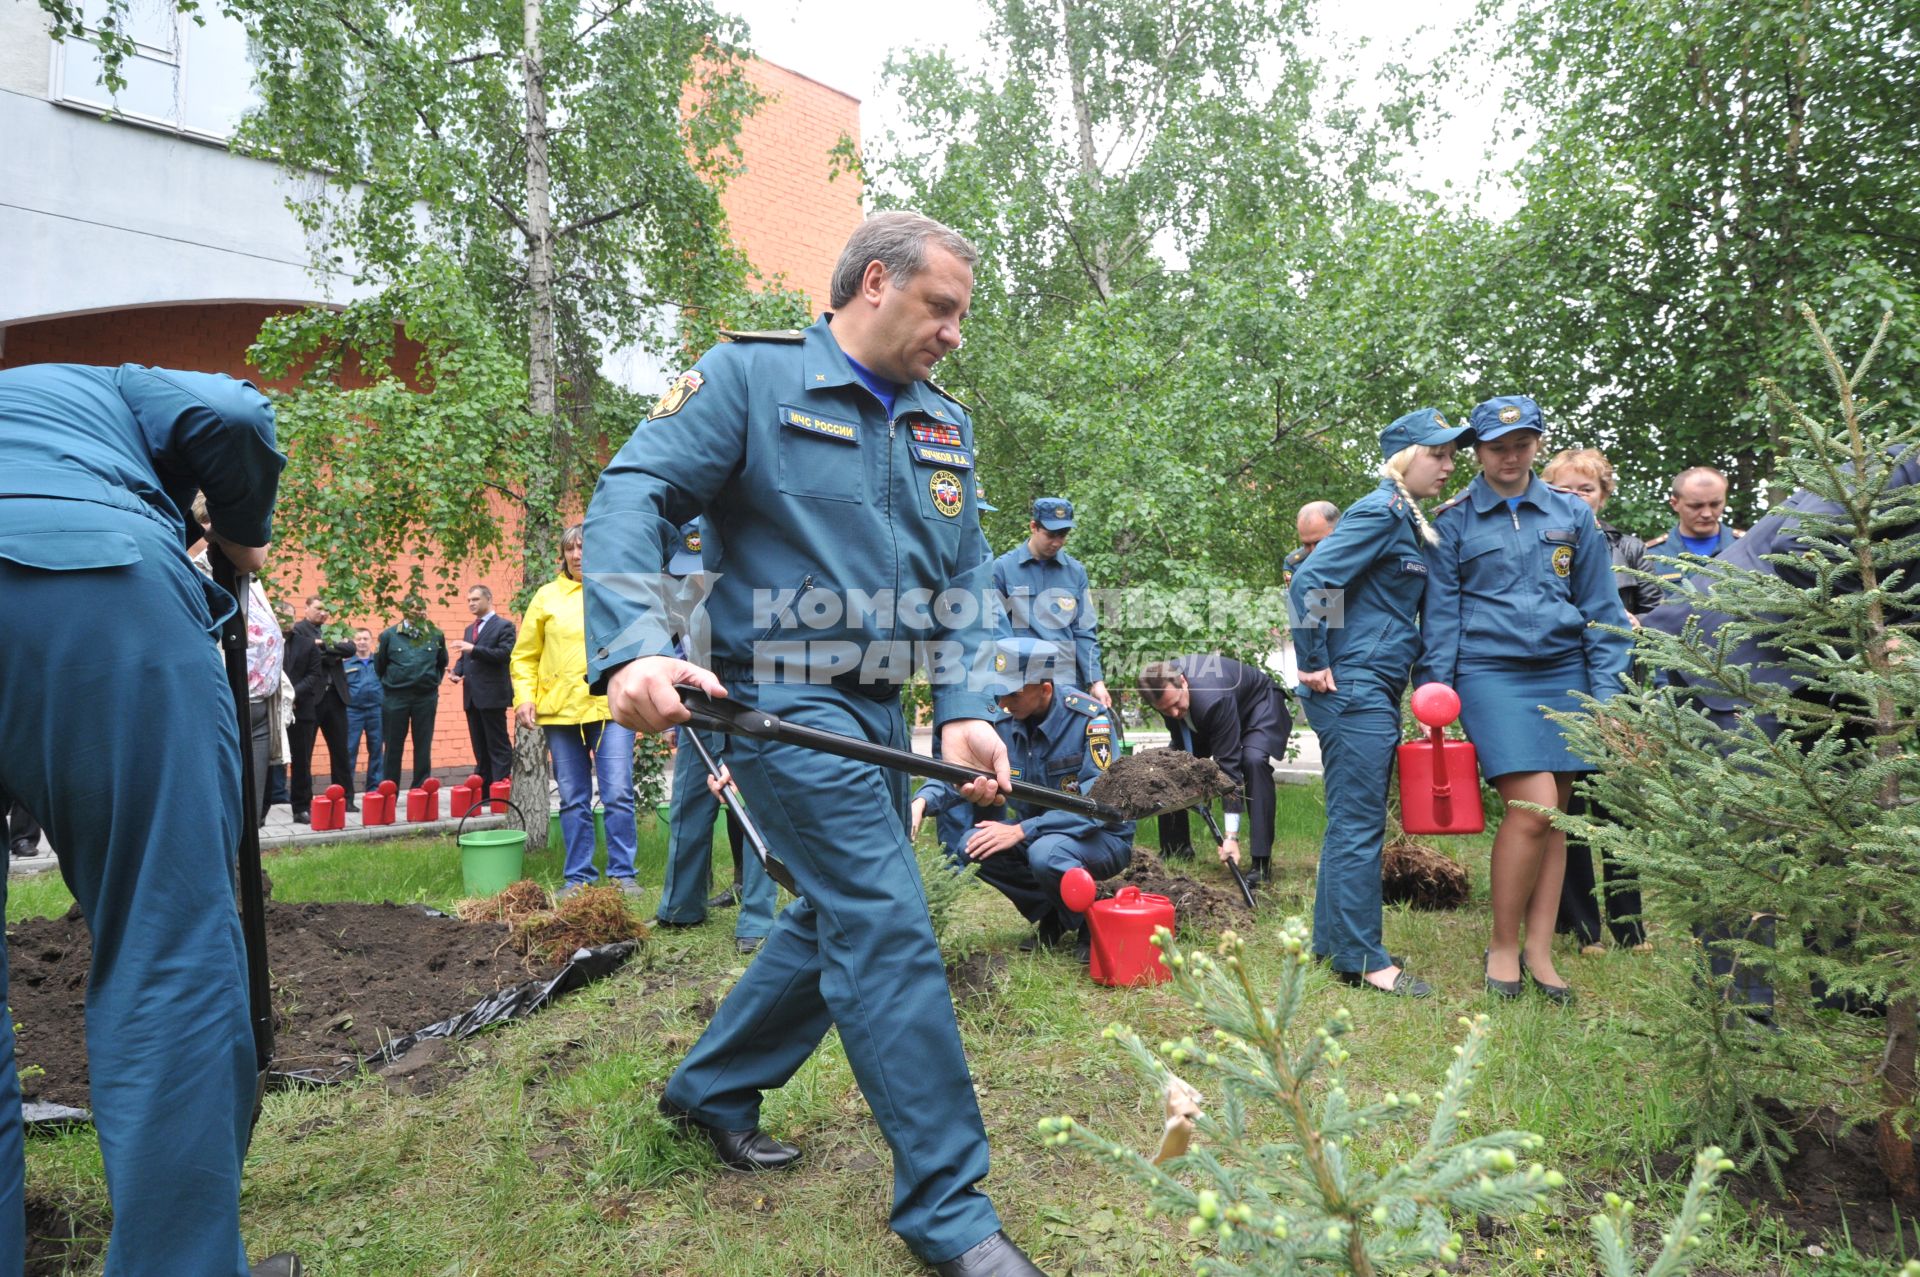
[
  {"xmin": 460, "ymin": 828, "xmax": 527, "ymax": 896},
  {"xmin": 656, "ymin": 801, "xmax": 672, "ymax": 826}
]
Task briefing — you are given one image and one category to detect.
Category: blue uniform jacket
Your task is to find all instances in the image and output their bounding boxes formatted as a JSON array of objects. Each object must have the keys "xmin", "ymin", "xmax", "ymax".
[
  {"xmin": 992, "ymin": 545, "xmax": 1103, "ymax": 686},
  {"xmin": 1287, "ymin": 479, "xmax": 1427, "ymax": 692},
  {"xmin": 1416, "ymin": 473, "xmax": 1632, "ymax": 691},
  {"xmin": 344, "ymin": 655, "xmax": 383, "ymax": 713},
  {"xmin": 1647, "ymin": 523, "xmax": 1740, "ymax": 582},
  {"xmin": 0, "ymin": 363, "xmax": 282, "ymax": 554},
  {"xmin": 921, "ymin": 686, "xmax": 1133, "ymax": 854},
  {"xmin": 583, "ymin": 318, "xmax": 997, "ymax": 726}
]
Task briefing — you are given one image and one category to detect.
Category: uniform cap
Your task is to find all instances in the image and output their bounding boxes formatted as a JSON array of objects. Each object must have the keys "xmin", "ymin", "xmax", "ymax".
[
  {"xmin": 981, "ymin": 636, "xmax": 1069, "ymax": 698},
  {"xmin": 1469, "ymin": 395, "xmax": 1544, "ymax": 442},
  {"xmin": 1378, "ymin": 407, "xmax": 1472, "ymax": 459},
  {"xmin": 1032, "ymin": 497, "xmax": 1074, "ymax": 530}
]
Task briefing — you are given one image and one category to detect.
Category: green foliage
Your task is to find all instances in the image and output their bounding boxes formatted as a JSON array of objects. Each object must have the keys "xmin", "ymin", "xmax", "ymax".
[
  {"xmin": 1045, "ymin": 918, "xmax": 1734, "ymax": 1275},
  {"xmin": 916, "ymin": 837, "xmax": 980, "ymax": 954},
  {"xmin": 1470, "ymin": 0, "xmax": 1920, "ymax": 524},
  {"xmin": 1553, "ymin": 308, "xmax": 1920, "ymax": 1177},
  {"xmin": 865, "ymin": 0, "xmax": 1498, "ymax": 682}
]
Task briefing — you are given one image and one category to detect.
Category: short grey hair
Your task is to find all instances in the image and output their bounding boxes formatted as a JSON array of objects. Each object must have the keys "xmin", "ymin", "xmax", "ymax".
[
  {"xmin": 467, "ymin": 583, "xmax": 493, "ymax": 601},
  {"xmin": 829, "ymin": 211, "xmax": 979, "ymax": 309},
  {"xmin": 1669, "ymin": 466, "xmax": 1728, "ymax": 500},
  {"xmin": 560, "ymin": 523, "xmax": 585, "ymax": 551},
  {"xmin": 1299, "ymin": 500, "xmax": 1341, "ymax": 526}
]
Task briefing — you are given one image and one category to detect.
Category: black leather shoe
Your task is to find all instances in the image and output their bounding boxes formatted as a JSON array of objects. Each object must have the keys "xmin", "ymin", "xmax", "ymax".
[
  {"xmin": 707, "ymin": 884, "xmax": 741, "ymax": 909},
  {"xmin": 653, "ymin": 917, "xmax": 705, "ymax": 930},
  {"xmin": 250, "ymin": 1254, "xmax": 303, "ymax": 1277},
  {"xmin": 1249, "ymin": 859, "xmax": 1272, "ymax": 884},
  {"xmin": 292, "ymin": 810, "xmax": 310, "ymax": 824},
  {"xmin": 9, "ymin": 838, "xmax": 36, "ymax": 859},
  {"xmin": 1521, "ymin": 958, "xmax": 1573, "ymax": 1005},
  {"xmin": 932, "ymin": 1230, "xmax": 1047, "ymax": 1276},
  {"xmin": 1484, "ymin": 950, "xmax": 1522, "ymax": 1000},
  {"xmin": 736, "ymin": 936, "xmax": 763, "ymax": 955},
  {"xmin": 659, "ymin": 1097, "xmax": 800, "ymax": 1171}
]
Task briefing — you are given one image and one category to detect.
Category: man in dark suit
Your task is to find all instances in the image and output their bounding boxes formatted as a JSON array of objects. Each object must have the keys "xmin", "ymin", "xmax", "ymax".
[
  {"xmin": 450, "ymin": 584, "xmax": 516, "ymax": 787},
  {"xmin": 1139, "ymin": 654, "xmax": 1293, "ymax": 882},
  {"xmin": 286, "ymin": 596, "xmax": 357, "ymax": 820}
]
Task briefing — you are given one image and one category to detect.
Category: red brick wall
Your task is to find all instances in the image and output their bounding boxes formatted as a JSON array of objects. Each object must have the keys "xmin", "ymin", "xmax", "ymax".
[
  {"xmin": 716, "ymin": 60, "xmax": 864, "ymax": 310},
  {"xmin": 0, "ymin": 61, "xmax": 864, "ymax": 788}
]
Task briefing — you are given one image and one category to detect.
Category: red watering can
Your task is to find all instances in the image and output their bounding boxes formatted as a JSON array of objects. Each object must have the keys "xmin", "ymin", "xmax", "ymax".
[
  {"xmin": 1084, "ymin": 885, "xmax": 1176, "ymax": 987},
  {"xmin": 1396, "ymin": 683, "xmax": 1484, "ymax": 835}
]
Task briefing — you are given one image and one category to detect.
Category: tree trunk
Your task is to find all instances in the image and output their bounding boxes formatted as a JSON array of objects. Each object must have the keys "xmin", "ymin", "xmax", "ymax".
[
  {"xmin": 1058, "ymin": 0, "xmax": 1112, "ymax": 301},
  {"xmin": 1879, "ymin": 998, "xmax": 1920, "ymax": 1204},
  {"xmin": 510, "ymin": 0, "xmax": 558, "ymax": 849},
  {"xmin": 510, "ymin": 720, "xmax": 552, "ymax": 851}
]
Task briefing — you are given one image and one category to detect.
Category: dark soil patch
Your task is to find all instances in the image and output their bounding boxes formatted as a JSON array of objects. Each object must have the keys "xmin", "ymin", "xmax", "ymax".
[
  {"xmin": 1088, "ymin": 749, "xmax": 1236, "ymax": 819},
  {"xmin": 1381, "ymin": 834, "xmax": 1471, "ymax": 910},
  {"xmin": 1723, "ymin": 1101, "xmax": 1920, "ymax": 1257},
  {"xmin": 947, "ymin": 950, "xmax": 1009, "ymax": 1005},
  {"xmin": 8, "ymin": 900, "xmax": 563, "ymax": 1108},
  {"xmin": 25, "ymin": 1192, "xmax": 108, "ymax": 1277},
  {"xmin": 1106, "ymin": 847, "xmax": 1250, "ymax": 936}
]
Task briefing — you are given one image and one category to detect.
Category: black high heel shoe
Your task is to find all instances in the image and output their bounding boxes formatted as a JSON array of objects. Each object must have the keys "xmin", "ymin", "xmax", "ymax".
[
  {"xmin": 1520, "ymin": 956, "xmax": 1573, "ymax": 1004},
  {"xmin": 1484, "ymin": 950, "xmax": 1522, "ymax": 1000}
]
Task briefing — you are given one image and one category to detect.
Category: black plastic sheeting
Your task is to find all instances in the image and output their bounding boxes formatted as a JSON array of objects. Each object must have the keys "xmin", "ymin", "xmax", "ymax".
[{"xmin": 28, "ymin": 940, "xmax": 639, "ymax": 1126}]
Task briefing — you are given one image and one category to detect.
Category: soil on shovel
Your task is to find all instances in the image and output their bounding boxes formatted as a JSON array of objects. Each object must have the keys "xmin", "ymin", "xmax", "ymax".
[
  {"xmin": 1105, "ymin": 846, "xmax": 1251, "ymax": 935},
  {"xmin": 7, "ymin": 899, "xmax": 564, "ymax": 1109},
  {"xmin": 1087, "ymin": 748, "xmax": 1236, "ymax": 819}
]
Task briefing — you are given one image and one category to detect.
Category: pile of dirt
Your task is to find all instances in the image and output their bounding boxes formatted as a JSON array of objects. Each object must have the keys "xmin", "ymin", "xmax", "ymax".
[
  {"xmin": 8, "ymin": 899, "xmax": 566, "ymax": 1107},
  {"xmin": 1381, "ymin": 834, "xmax": 1471, "ymax": 910},
  {"xmin": 1106, "ymin": 846, "xmax": 1251, "ymax": 935},
  {"xmin": 1088, "ymin": 749, "xmax": 1236, "ymax": 818},
  {"xmin": 1720, "ymin": 1101, "xmax": 1920, "ymax": 1258}
]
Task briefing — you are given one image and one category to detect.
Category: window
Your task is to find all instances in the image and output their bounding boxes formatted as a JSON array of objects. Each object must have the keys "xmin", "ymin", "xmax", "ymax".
[{"xmin": 52, "ymin": 0, "xmax": 259, "ymax": 141}]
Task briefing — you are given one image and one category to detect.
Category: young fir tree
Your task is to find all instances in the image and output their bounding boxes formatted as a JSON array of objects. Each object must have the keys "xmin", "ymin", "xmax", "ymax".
[
  {"xmin": 1041, "ymin": 918, "xmax": 1738, "ymax": 1276},
  {"xmin": 1554, "ymin": 307, "xmax": 1920, "ymax": 1197}
]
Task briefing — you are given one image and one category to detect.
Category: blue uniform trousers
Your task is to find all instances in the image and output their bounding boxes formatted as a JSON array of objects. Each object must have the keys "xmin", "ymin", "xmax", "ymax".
[
  {"xmin": 1304, "ymin": 680, "xmax": 1400, "ymax": 974},
  {"xmin": 662, "ymin": 679, "xmax": 1000, "ymax": 1263},
  {"xmin": 658, "ymin": 726, "xmax": 776, "ymax": 939},
  {"xmin": 0, "ymin": 505, "xmax": 253, "ymax": 1276},
  {"xmin": 972, "ymin": 830, "xmax": 1133, "ymax": 934}
]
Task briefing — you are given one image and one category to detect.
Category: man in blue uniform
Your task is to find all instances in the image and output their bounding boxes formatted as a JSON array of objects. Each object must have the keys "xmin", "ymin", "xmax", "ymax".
[
  {"xmin": 925, "ymin": 638, "xmax": 1134, "ymax": 952},
  {"xmin": 1282, "ymin": 500, "xmax": 1341, "ymax": 587},
  {"xmin": 584, "ymin": 212, "xmax": 1048, "ymax": 1277},
  {"xmin": 0, "ymin": 363, "xmax": 299, "ymax": 1276},
  {"xmin": 993, "ymin": 498, "xmax": 1109, "ymax": 707},
  {"xmin": 1645, "ymin": 466, "xmax": 1740, "ymax": 584},
  {"xmin": 344, "ymin": 627, "xmax": 385, "ymax": 794},
  {"xmin": 656, "ymin": 518, "xmax": 777, "ymax": 952}
]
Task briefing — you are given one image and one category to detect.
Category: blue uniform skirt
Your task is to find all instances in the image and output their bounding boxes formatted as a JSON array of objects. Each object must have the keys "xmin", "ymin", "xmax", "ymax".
[{"xmin": 1456, "ymin": 653, "xmax": 1595, "ymax": 779}]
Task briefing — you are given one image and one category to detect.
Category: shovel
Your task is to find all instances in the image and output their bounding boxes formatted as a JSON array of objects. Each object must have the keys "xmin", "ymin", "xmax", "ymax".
[
  {"xmin": 675, "ymin": 688, "xmax": 1205, "ymax": 822},
  {"xmin": 209, "ymin": 549, "xmax": 272, "ymax": 1133},
  {"xmin": 677, "ymin": 725, "xmax": 800, "ymax": 897},
  {"xmin": 1192, "ymin": 802, "xmax": 1259, "ymax": 910}
]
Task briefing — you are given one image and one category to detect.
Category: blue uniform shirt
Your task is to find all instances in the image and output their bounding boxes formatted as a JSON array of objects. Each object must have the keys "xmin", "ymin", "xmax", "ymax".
[
  {"xmin": 991, "ymin": 544, "xmax": 1103, "ymax": 687},
  {"xmin": 583, "ymin": 317, "xmax": 998, "ymax": 726},
  {"xmin": 1647, "ymin": 523, "xmax": 1741, "ymax": 583},
  {"xmin": 344, "ymin": 654, "xmax": 383, "ymax": 713},
  {"xmin": 0, "ymin": 363, "xmax": 282, "ymax": 550},
  {"xmin": 1287, "ymin": 479, "xmax": 1428, "ymax": 692},
  {"xmin": 923, "ymin": 685, "xmax": 1132, "ymax": 855},
  {"xmin": 1416, "ymin": 473, "xmax": 1632, "ymax": 691}
]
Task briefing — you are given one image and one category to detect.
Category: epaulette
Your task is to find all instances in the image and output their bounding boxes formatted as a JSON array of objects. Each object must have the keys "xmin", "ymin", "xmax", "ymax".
[
  {"xmin": 1731, "ymin": 526, "xmax": 1745, "ymax": 537},
  {"xmin": 1432, "ymin": 491, "xmax": 1470, "ymax": 518},
  {"xmin": 1645, "ymin": 533, "xmax": 1668, "ymax": 548},
  {"xmin": 718, "ymin": 329, "xmax": 806, "ymax": 343},
  {"xmin": 1283, "ymin": 545, "xmax": 1307, "ymax": 568},
  {"xmin": 1061, "ymin": 690, "xmax": 1103, "ymax": 719},
  {"xmin": 926, "ymin": 377, "xmax": 972, "ymax": 414}
]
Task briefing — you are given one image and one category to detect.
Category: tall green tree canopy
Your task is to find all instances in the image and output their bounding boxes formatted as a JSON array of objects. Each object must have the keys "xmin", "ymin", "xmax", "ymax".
[
  {"xmin": 1470, "ymin": 0, "xmax": 1920, "ymax": 529},
  {"xmin": 865, "ymin": 0, "xmax": 1499, "ymax": 669}
]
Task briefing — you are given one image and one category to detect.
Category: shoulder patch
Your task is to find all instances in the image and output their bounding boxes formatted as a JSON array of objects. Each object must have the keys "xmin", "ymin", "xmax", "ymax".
[
  {"xmin": 1432, "ymin": 492, "xmax": 1469, "ymax": 517},
  {"xmin": 648, "ymin": 369, "xmax": 704, "ymax": 420},
  {"xmin": 718, "ymin": 328, "xmax": 806, "ymax": 343}
]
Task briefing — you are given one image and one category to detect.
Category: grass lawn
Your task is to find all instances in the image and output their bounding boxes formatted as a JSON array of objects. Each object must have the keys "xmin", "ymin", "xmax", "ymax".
[{"xmin": 8, "ymin": 786, "xmax": 1906, "ymax": 1275}]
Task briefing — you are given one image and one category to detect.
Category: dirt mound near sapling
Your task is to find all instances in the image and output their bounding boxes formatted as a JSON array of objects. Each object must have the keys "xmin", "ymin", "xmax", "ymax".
[
  {"xmin": 1105, "ymin": 847, "xmax": 1250, "ymax": 935},
  {"xmin": 1087, "ymin": 749, "xmax": 1236, "ymax": 818},
  {"xmin": 1381, "ymin": 835, "xmax": 1470, "ymax": 910},
  {"xmin": 454, "ymin": 878, "xmax": 553, "ymax": 925}
]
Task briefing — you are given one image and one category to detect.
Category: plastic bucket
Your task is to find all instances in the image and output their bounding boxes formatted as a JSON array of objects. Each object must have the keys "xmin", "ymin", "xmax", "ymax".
[
  {"xmin": 545, "ymin": 807, "xmax": 608, "ymax": 854},
  {"xmin": 460, "ymin": 829, "xmax": 527, "ymax": 896}
]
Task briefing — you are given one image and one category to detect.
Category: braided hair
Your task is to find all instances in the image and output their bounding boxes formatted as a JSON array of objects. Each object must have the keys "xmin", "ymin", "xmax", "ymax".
[{"xmin": 1381, "ymin": 445, "xmax": 1441, "ymax": 545}]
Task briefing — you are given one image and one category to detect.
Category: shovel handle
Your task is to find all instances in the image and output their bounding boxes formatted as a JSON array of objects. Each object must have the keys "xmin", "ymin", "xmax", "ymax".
[
  {"xmin": 677, "ymin": 688, "xmax": 1130, "ymax": 825},
  {"xmin": 1191, "ymin": 801, "xmax": 1258, "ymax": 909},
  {"xmin": 678, "ymin": 725, "xmax": 800, "ymax": 897}
]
